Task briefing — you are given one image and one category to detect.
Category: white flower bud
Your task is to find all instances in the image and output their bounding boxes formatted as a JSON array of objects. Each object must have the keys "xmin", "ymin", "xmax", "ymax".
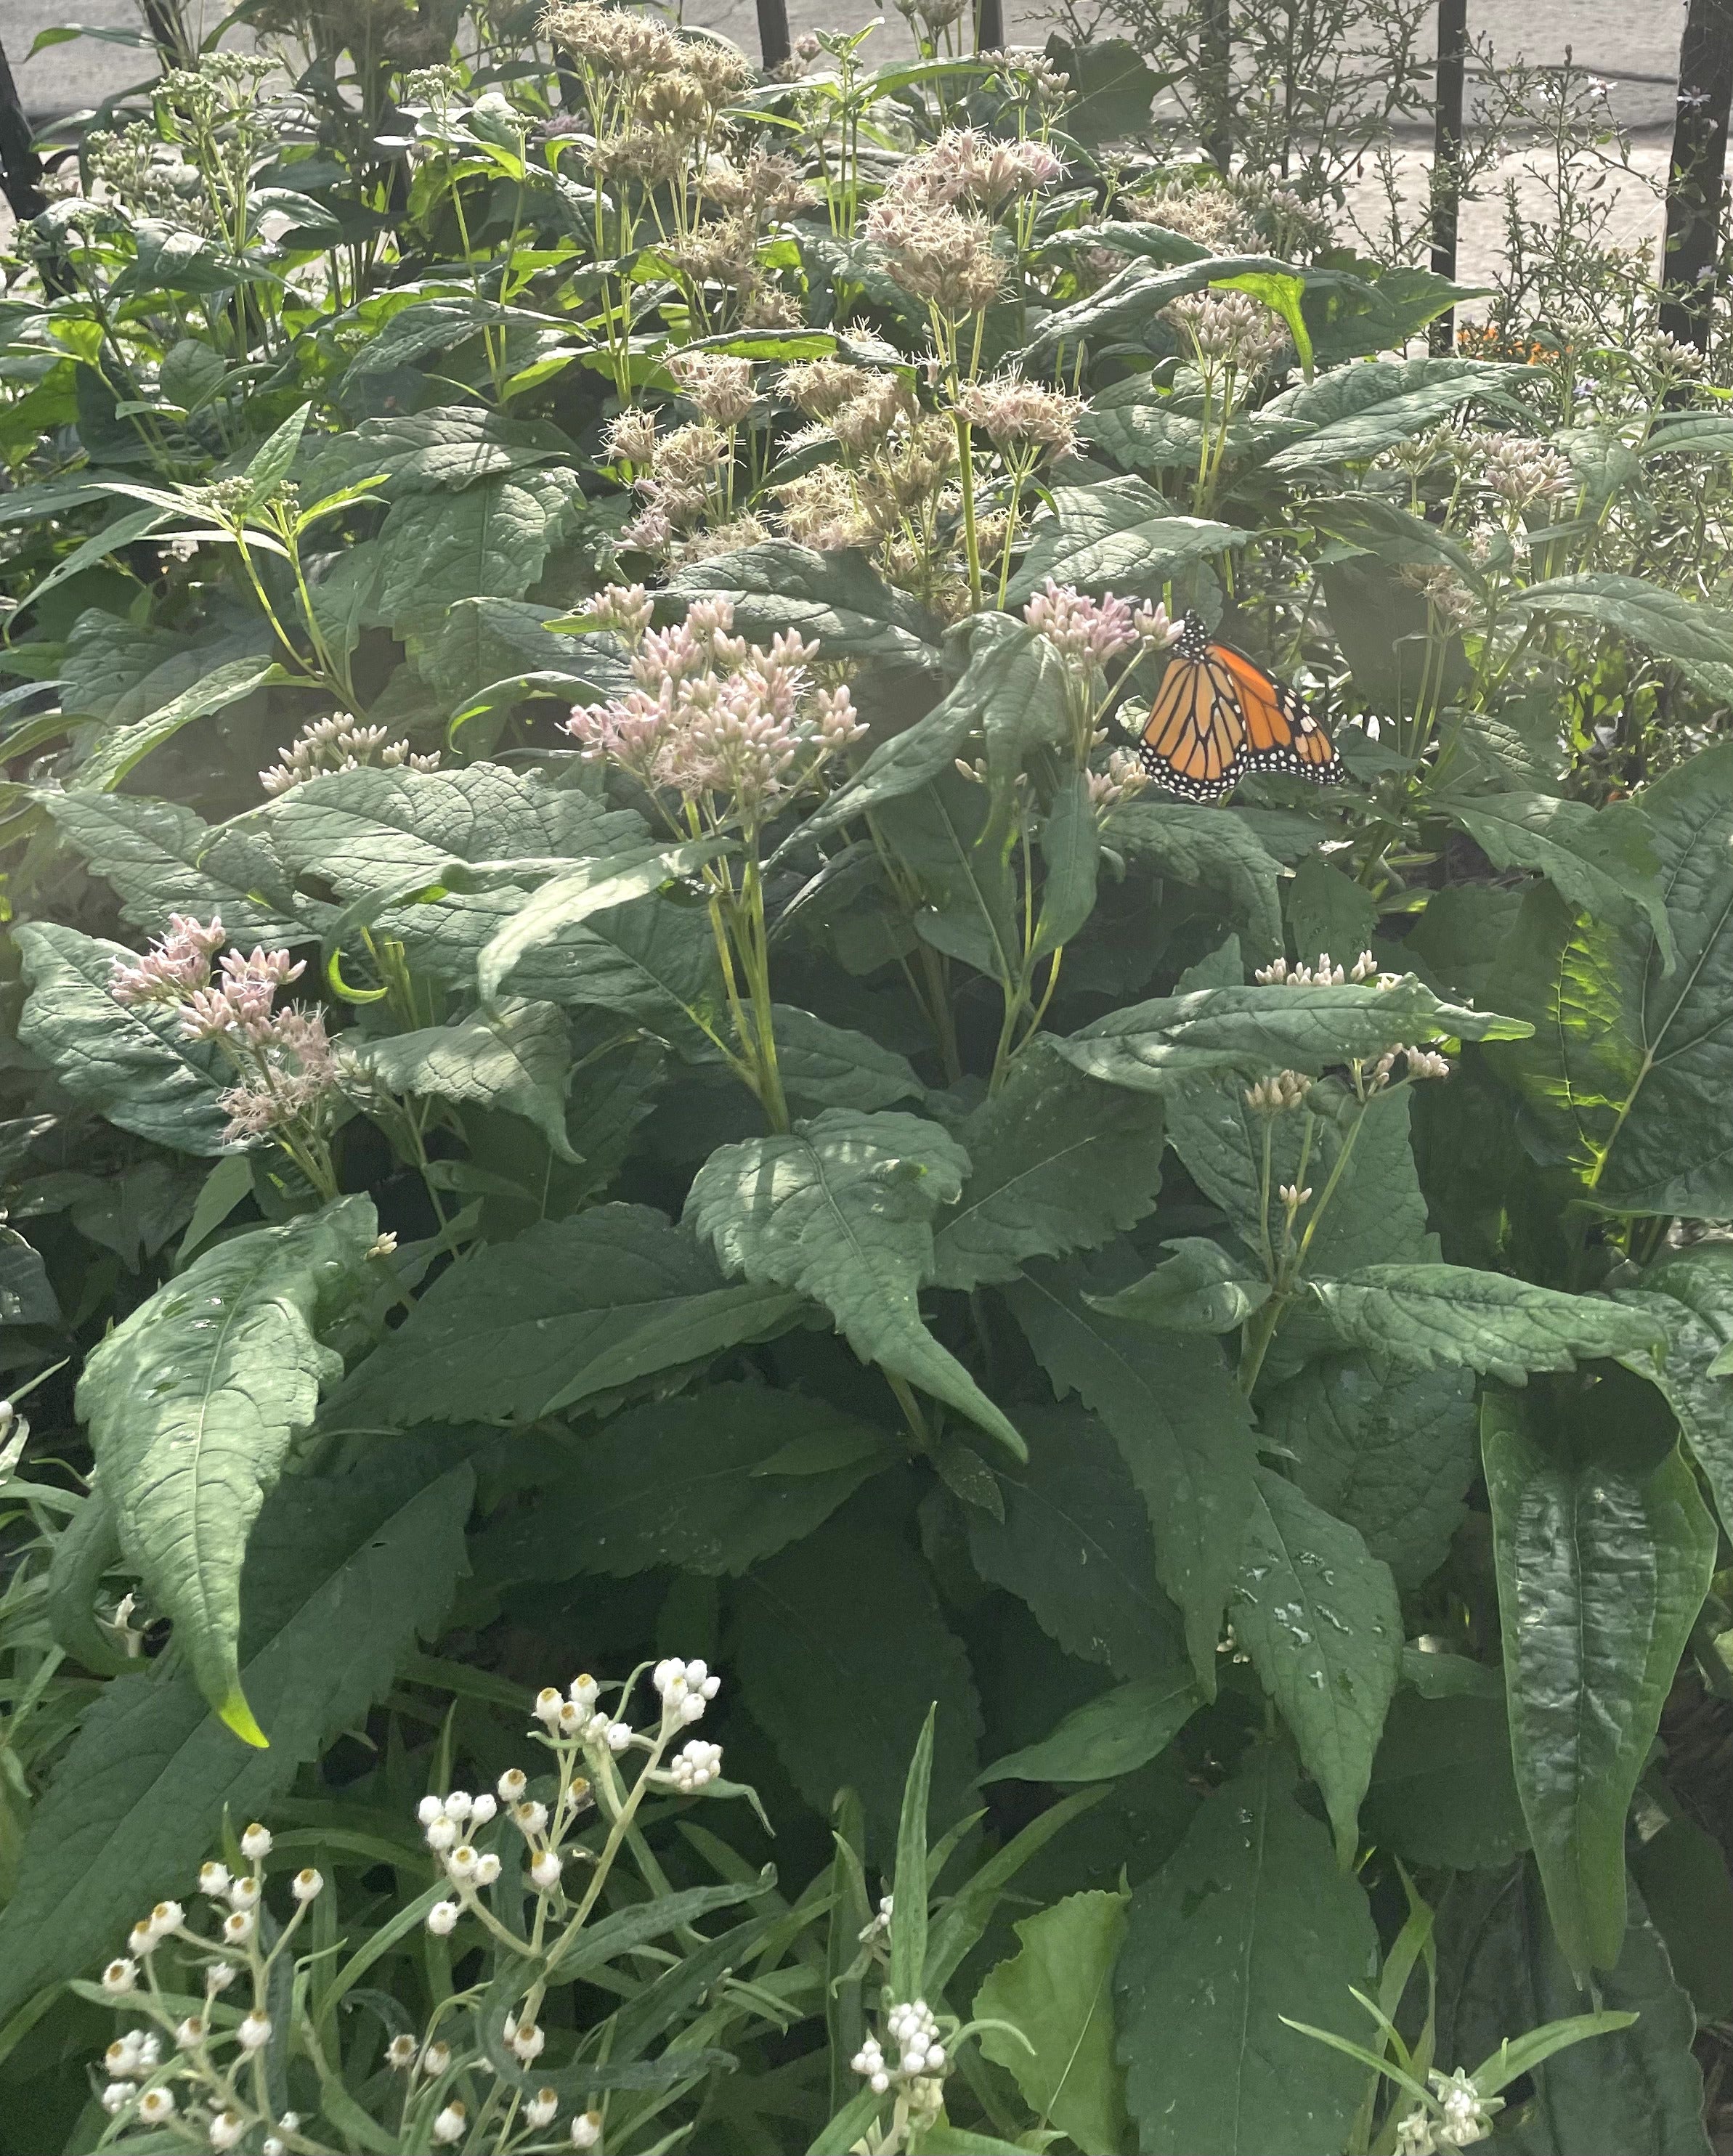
[
  {"xmin": 137, "ymin": 2087, "xmax": 176, "ymax": 2123},
  {"xmin": 291, "ymin": 1867, "xmax": 324, "ymax": 1903},
  {"xmin": 238, "ymin": 2010, "xmax": 272, "ymax": 2052},
  {"xmin": 387, "ymin": 2033, "xmax": 418, "ymax": 2070},
  {"xmin": 264, "ymin": 2141, "xmax": 286, "ymax": 2156},
  {"xmin": 445, "ymin": 1844, "xmax": 480, "ymax": 1884},
  {"xmin": 443, "ymin": 1791, "xmax": 474, "ymax": 1823},
  {"xmin": 207, "ymin": 1961, "xmax": 238, "ymax": 1993},
  {"xmin": 426, "ymin": 1900, "xmax": 460, "ymax": 1936},
  {"xmin": 199, "ymin": 1860, "xmax": 232, "ymax": 1897},
  {"xmin": 426, "ymin": 1815, "xmax": 458, "ymax": 1852},
  {"xmin": 604, "ymin": 1721, "xmax": 632, "ymax": 1754},
  {"xmin": 535, "ymin": 1687, "xmax": 564, "ymax": 1726},
  {"xmin": 498, "ymin": 1768, "xmax": 527, "ymax": 1802},
  {"xmin": 101, "ymin": 1958, "xmax": 138, "ymax": 1996},
  {"xmin": 474, "ymin": 1851, "xmax": 502, "ymax": 1887},
  {"xmin": 222, "ymin": 1908, "xmax": 255, "ymax": 1945},
  {"xmin": 228, "ymin": 1875, "xmax": 261, "ymax": 1911},
  {"xmin": 569, "ymin": 1673, "xmax": 600, "ymax": 1710},
  {"xmin": 527, "ymin": 2089, "xmax": 559, "ymax": 2128},
  {"xmin": 531, "ymin": 1849, "xmax": 564, "ymax": 1890},
  {"xmin": 511, "ymin": 2021, "xmax": 546, "ymax": 2063},
  {"xmin": 570, "ymin": 2113, "xmax": 602, "ymax": 2151},
  {"xmin": 101, "ymin": 2084, "xmax": 131, "ymax": 2115},
  {"xmin": 421, "ymin": 2041, "xmax": 451, "ymax": 2077},
  {"xmin": 514, "ymin": 1799, "xmax": 550, "ymax": 1838},
  {"xmin": 417, "ymin": 1795, "xmax": 445, "ymax": 1826},
  {"xmin": 240, "ymin": 1823, "xmax": 272, "ymax": 1860},
  {"xmin": 127, "ymin": 1922, "xmax": 155, "ymax": 1956},
  {"xmin": 433, "ymin": 2101, "xmax": 468, "ymax": 2144},
  {"xmin": 176, "ymin": 2017, "xmax": 206, "ymax": 2049},
  {"xmin": 208, "ymin": 2111, "xmax": 246, "ymax": 2151},
  {"xmin": 468, "ymin": 1794, "xmax": 497, "ymax": 1826}
]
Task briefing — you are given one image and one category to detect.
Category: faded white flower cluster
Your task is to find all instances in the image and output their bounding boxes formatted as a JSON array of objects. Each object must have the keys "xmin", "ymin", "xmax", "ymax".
[
  {"xmin": 260, "ymin": 712, "xmax": 441, "ymax": 795},
  {"xmin": 1165, "ymin": 288, "xmax": 1288, "ymax": 373},
  {"xmin": 1395, "ymin": 2067, "xmax": 1503, "ymax": 2151},
  {"xmin": 566, "ymin": 590, "xmax": 866, "ymax": 821}
]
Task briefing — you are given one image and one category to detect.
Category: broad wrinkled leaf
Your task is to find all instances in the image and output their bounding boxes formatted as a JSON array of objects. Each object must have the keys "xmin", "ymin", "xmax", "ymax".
[
  {"xmin": 734, "ymin": 1509, "xmax": 981, "ymax": 1852},
  {"xmin": 1100, "ymin": 800, "xmax": 1285, "ymax": 963},
  {"xmin": 772, "ymin": 1006, "xmax": 924, "ymax": 1112},
  {"xmin": 476, "ymin": 837, "xmax": 724, "ymax": 1005},
  {"xmin": 1482, "ymin": 1388, "xmax": 1717, "ymax": 1977},
  {"xmin": 1310, "ymin": 1264, "xmax": 1665, "ymax": 1383},
  {"xmin": 1080, "ymin": 377, "xmax": 1212, "ymax": 474},
  {"xmin": 1008, "ymin": 1259, "xmax": 1257, "ymax": 1687},
  {"xmin": 670, "ymin": 541, "xmax": 942, "ymax": 664},
  {"xmin": 73, "ymin": 656, "xmax": 283, "ymax": 792},
  {"xmin": 965, "ymin": 1405, "xmax": 1188, "ymax": 1678},
  {"xmin": 76, "ymin": 1197, "xmax": 378, "ymax": 1743},
  {"xmin": 1506, "ymin": 571, "xmax": 1733, "ymax": 670},
  {"xmin": 976, "ymin": 1891, "xmax": 1130, "ymax": 2155},
  {"xmin": 1060, "ymin": 976, "xmax": 1529, "ymax": 1091},
  {"xmin": 1489, "ymin": 743, "xmax": 1733, "ymax": 1214},
  {"xmin": 981, "ymin": 1669, "xmax": 1201, "ymax": 1786},
  {"xmin": 1286, "ymin": 856, "xmax": 1377, "ymax": 971},
  {"xmin": 1004, "ymin": 477, "xmax": 1246, "ymax": 605},
  {"xmin": 1087, "ymin": 1237, "xmax": 1270, "ymax": 1333},
  {"xmin": 361, "ymin": 998, "xmax": 577, "ymax": 1158},
  {"xmin": 303, "ymin": 402, "xmax": 574, "ymax": 497},
  {"xmin": 472, "ymin": 1383, "xmax": 896, "ymax": 1584},
  {"xmin": 1116, "ymin": 1746, "xmax": 1376, "ymax": 2156},
  {"xmin": 39, "ymin": 792, "xmax": 320, "ymax": 943},
  {"xmin": 930, "ymin": 1042, "xmax": 1166, "ymax": 1291},
  {"xmin": 330, "ymin": 1203, "xmax": 801, "ymax": 1428},
  {"xmin": 1363, "ymin": 1687, "xmax": 1529, "ymax": 1870},
  {"xmin": 16, "ymin": 921, "xmax": 230, "ymax": 1155},
  {"xmin": 0, "ymin": 1447, "xmax": 473, "ymax": 2022},
  {"xmin": 1015, "ymin": 251, "xmax": 1310, "ymax": 367},
  {"xmin": 1435, "ymin": 1865, "xmax": 1710, "ymax": 2156},
  {"xmin": 1034, "ymin": 773, "xmax": 1100, "ymax": 956},
  {"xmin": 1262, "ymin": 357, "xmax": 1532, "ymax": 471},
  {"xmin": 1630, "ymin": 1816, "xmax": 1733, "ymax": 2022},
  {"xmin": 1615, "ymin": 1242, "xmax": 1733, "ymax": 1531},
  {"xmin": 372, "ymin": 469, "xmax": 588, "ymax": 635},
  {"xmin": 877, "ymin": 769, "xmax": 1020, "ymax": 981},
  {"xmin": 1232, "ymin": 1467, "xmax": 1401, "ymax": 1863},
  {"xmin": 1259, "ymin": 1356, "xmax": 1478, "ymax": 1588},
  {"xmin": 684, "ymin": 1108, "xmax": 1023, "ymax": 1457},
  {"xmin": 0, "ymin": 1227, "xmax": 59, "ymax": 1327}
]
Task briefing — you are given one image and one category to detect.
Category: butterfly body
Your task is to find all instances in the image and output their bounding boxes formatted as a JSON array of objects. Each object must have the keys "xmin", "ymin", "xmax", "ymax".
[{"xmin": 1135, "ymin": 613, "xmax": 1342, "ymax": 802}]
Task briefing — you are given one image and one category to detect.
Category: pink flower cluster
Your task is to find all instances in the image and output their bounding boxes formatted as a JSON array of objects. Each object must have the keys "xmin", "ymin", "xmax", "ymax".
[
  {"xmin": 896, "ymin": 128, "xmax": 1063, "ymax": 213},
  {"xmin": 108, "ymin": 916, "xmax": 340, "ymax": 1146},
  {"xmin": 567, "ymin": 591, "xmax": 867, "ymax": 818},
  {"xmin": 1023, "ymin": 579, "xmax": 1180, "ymax": 668}
]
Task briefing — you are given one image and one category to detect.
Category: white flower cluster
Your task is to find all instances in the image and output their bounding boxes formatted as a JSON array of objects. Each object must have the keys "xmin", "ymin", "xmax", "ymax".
[
  {"xmin": 1254, "ymin": 948, "xmax": 1392, "ymax": 988},
  {"xmin": 653, "ymin": 1655, "xmax": 721, "ymax": 1724},
  {"xmin": 667, "ymin": 1738, "xmax": 723, "ymax": 1791},
  {"xmin": 1395, "ymin": 2067, "xmax": 1503, "ymax": 2152},
  {"xmin": 852, "ymin": 1998, "xmax": 948, "ymax": 2093}
]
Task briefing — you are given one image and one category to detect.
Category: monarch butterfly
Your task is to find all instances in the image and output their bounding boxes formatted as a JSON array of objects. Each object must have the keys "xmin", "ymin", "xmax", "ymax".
[{"xmin": 1134, "ymin": 613, "xmax": 1341, "ymax": 802}]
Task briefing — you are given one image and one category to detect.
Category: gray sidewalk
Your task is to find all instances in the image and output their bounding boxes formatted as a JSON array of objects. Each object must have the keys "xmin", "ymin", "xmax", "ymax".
[{"xmin": 2, "ymin": 0, "xmax": 1692, "ymax": 131}]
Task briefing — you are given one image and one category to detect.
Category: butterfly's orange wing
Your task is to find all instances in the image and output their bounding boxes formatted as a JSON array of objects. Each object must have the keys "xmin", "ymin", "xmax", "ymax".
[{"xmin": 1137, "ymin": 626, "xmax": 1341, "ymax": 800}]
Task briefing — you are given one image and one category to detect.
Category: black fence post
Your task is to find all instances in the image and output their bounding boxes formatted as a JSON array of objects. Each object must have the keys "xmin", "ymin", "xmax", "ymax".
[
  {"xmin": 1198, "ymin": 0, "xmax": 1232, "ymax": 172},
  {"xmin": 975, "ymin": 0, "xmax": 1005, "ymax": 56},
  {"xmin": 0, "ymin": 34, "xmax": 46, "ymax": 224},
  {"xmin": 1428, "ymin": 0, "xmax": 1468, "ymax": 354},
  {"xmin": 1662, "ymin": 0, "xmax": 1733, "ymax": 349},
  {"xmin": 755, "ymin": 0, "xmax": 791, "ymax": 73}
]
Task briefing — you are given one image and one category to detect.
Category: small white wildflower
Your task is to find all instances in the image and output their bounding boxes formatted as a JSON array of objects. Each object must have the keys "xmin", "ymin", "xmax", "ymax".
[
  {"xmin": 531, "ymin": 1849, "xmax": 564, "ymax": 1892},
  {"xmin": 426, "ymin": 1900, "xmax": 460, "ymax": 1936},
  {"xmin": 445, "ymin": 1844, "xmax": 481, "ymax": 1884},
  {"xmin": 101, "ymin": 2084, "xmax": 131, "ymax": 2116},
  {"xmin": 208, "ymin": 2112, "xmax": 247, "ymax": 2152},
  {"xmin": 387, "ymin": 2033, "xmax": 418, "ymax": 2070},
  {"xmin": 199, "ymin": 1860, "xmax": 232, "ymax": 1897},
  {"xmin": 426, "ymin": 1815, "xmax": 459, "ymax": 1852},
  {"xmin": 240, "ymin": 1823, "xmax": 272, "ymax": 1861},
  {"xmin": 264, "ymin": 2141, "xmax": 286, "ymax": 2156},
  {"xmin": 421, "ymin": 2041, "xmax": 452, "ymax": 2077},
  {"xmin": 570, "ymin": 2114, "xmax": 603, "ymax": 2151},
  {"xmin": 137, "ymin": 2086, "xmax": 176, "ymax": 2124},
  {"xmin": 474, "ymin": 1851, "xmax": 503, "ymax": 1887},
  {"xmin": 852, "ymin": 2035, "xmax": 891, "ymax": 2094},
  {"xmin": 176, "ymin": 2017, "xmax": 207, "ymax": 2049},
  {"xmin": 237, "ymin": 2009, "xmax": 272, "ymax": 2052},
  {"xmin": 229, "ymin": 1875, "xmax": 261, "ymax": 1911},
  {"xmin": 514, "ymin": 1799, "xmax": 551, "ymax": 1838},
  {"xmin": 534, "ymin": 1687, "xmax": 564, "ymax": 1727},
  {"xmin": 667, "ymin": 1738, "xmax": 723, "ymax": 1793},
  {"xmin": 101, "ymin": 1958, "xmax": 138, "ymax": 1996},
  {"xmin": 291, "ymin": 1866, "xmax": 324, "ymax": 1903},
  {"xmin": 417, "ymin": 1795, "xmax": 445, "ymax": 1826},
  {"xmin": 569, "ymin": 1674, "xmax": 600, "ymax": 1712},
  {"xmin": 604, "ymin": 1721, "xmax": 633, "ymax": 1754},
  {"xmin": 433, "ymin": 2101, "xmax": 468, "ymax": 2144},
  {"xmin": 511, "ymin": 2020, "xmax": 547, "ymax": 2064},
  {"xmin": 442, "ymin": 1791, "xmax": 474, "ymax": 1824},
  {"xmin": 207, "ymin": 1961, "xmax": 238, "ymax": 1993},
  {"xmin": 223, "ymin": 1908, "xmax": 255, "ymax": 1945},
  {"xmin": 1395, "ymin": 2107, "xmax": 1437, "ymax": 2155},
  {"xmin": 498, "ymin": 1768, "xmax": 527, "ymax": 1802},
  {"xmin": 525, "ymin": 2088, "xmax": 559, "ymax": 2129}
]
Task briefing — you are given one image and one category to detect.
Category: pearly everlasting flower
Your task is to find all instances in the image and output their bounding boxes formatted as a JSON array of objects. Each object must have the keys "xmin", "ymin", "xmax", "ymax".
[
  {"xmin": 292, "ymin": 1866, "xmax": 324, "ymax": 1903},
  {"xmin": 531, "ymin": 1849, "xmax": 564, "ymax": 1892},
  {"xmin": 434, "ymin": 2101, "xmax": 468, "ymax": 2144},
  {"xmin": 886, "ymin": 1999, "xmax": 944, "ymax": 2076},
  {"xmin": 511, "ymin": 2019, "xmax": 547, "ymax": 2064},
  {"xmin": 176, "ymin": 2016, "xmax": 207, "ymax": 2049},
  {"xmin": 102, "ymin": 1958, "xmax": 139, "ymax": 1996},
  {"xmin": 208, "ymin": 2109, "xmax": 247, "ymax": 2149},
  {"xmin": 238, "ymin": 2010, "xmax": 272, "ymax": 2052},
  {"xmin": 569, "ymin": 1673, "xmax": 601, "ymax": 1712},
  {"xmin": 1429, "ymin": 2067, "xmax": 1501, "ymax": 2147},
  {"xmin": 198, "ymin": 1860, "xmax": 231, "ymax": 1897},
  {"xmin": 426, "ymin": 1900, "xmax": 460, "ymax": 1936},
  {"xmin": 137, "ymin": 2086, "xmax": 176, "ymax": 2124},
  {"xmin": 853, "ymin": 2034, "xmax": 891, "ymax": 2094},
  {"xmin": 469, "ymin": 1793, "xmax": 498, "ymax": 1826},
  {"xmin": 535, "ymin": 1686, "xmax": 565, "ymax": 1728},
  {"xmin": 859, "ymin": 1891, "xmax": 893, "ymax": 1944},
  {"xmin": 421, "ymin": 2041, "xmax": 452, "ymax": 2078},
  {"xmin": 207, "ymin": 1962, "xmax": 238, "ymax": 1993},
  {"xmin": 1394, "ymin": 2110, "xmax": 1437, "ymax": 2156},
  {"xmin": 515, "ymin": 1799, "xmax": 551, "ymax": 1838},
  {"xmin": 445, "ymin": 1844, "xmax": 481, "ymax": 1884},
  {"xmin": 102, "ymin": 2084, "xmax": 132, "ymax": 2116},
  {"xmin": 570, "ymin": 2113, "xmax": 603, "ymax": 2150},
  {"xmin": 527, "ymin": 2089, "xmax": 560, "ymax": 2129},
  {"xmin": 228, "ymin": 1875, "xmax": 261, "ymax": 1911},
  {"xmin": 387, "ymin": 2033, "xmax": 419, "ymax": 2071},
  {"xmin": 498, "ymin": 1767, "xmax": 528, "ymax": 1802},
  {"xmin": 604, "ymin": 1721, "xmax": 633, "ymax": 1754},
  {"xmin": 667, "ymin": 1738, "xmax": 724, "ymax": 1792},
  {"xmin": 654, "ymin": 1657, "xmax": 721, "ymax": 1722},
  {"xmin": 106, "ymin": 2030, "xmax": 161, "ymax": 2078},
  {"xmin": 473, "ymin": 1851, "xmax": 503, "ymax": 1887}
]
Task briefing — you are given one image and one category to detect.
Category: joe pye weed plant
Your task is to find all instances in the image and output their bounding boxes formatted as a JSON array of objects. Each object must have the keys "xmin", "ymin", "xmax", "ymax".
[{"xmin": 9, "ymin": 1, "xmax": 1733, "ymax": 2150}]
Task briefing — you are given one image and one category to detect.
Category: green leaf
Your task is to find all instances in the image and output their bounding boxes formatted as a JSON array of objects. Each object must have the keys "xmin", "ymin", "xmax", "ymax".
[
  {"xmin": 73, "ymin": 656, "xmax": 282, "ymax": 793},
  {"xmin": 476, "ymin": 837, "xmax": 725, "ymax": 1006},
  {"xmin": 1259, "ymin": 1356, "xmax": 1477, "ymax": 1589},
  {"xmin": 1362, "ymin": 1688, "xmax": 1530, "ymax": 1871},
  {"xmin": 372, "ymin": 471, "xmax": 588, "ymax": 636},
  {"xmin": 1015, "ymin": 251, "xmax": 1312, "ymax": 369},
  {"xmin": 329, "ymin": 1203, "xmax": 801, "ymax": 1428},
  {"xmin": 773, "ymin": 1006, "xmax": 925, "ymax": 1112},
  {"xmin": 1080, "ymin": 378, "xmax": 1211, "ymax": 475},
  {"xmin": 890, "ymin": 1708, "xmax": 935, "ymax": 2006},
  {"xmin": 0, "ymin": 1446, "xmax": 473, "ymax": 2022},
  {"xmin": 243, "ymin": 399, "xmax": 312, "ymax": 497},
  {"xmin": 1100, "ymin": 800, "xmax": 1285, "ymax": 964},
  {"xmin": 1435, "ymin": 1863, "xmax": 1710, "ymax": 2156},
  {"xmin": 965, "ymin": 1404, "xmax": 1189, "ymax": 1680},
  {"xmin": 1059, "ymin": 976, "xmax": 1528, "ymax": 1092},
  {"xmin": 304, "ymin": 403, "xmax": 575, "ymax": 499},
  {"xmin": 75, "ymin": 1197, "xmax": 379, "ymax": 1742},
  {"xmin": 1116, "ymin": 1746, "xmax": 1377, "ymax": 2156},
  {"xmin": 1005, "ymin": 478, "xmax": 1246, "ymax": 606},
  {"xmin": 684, "ymin": 1109, "xmax": 1023, "ymax": 1458},
  {"xmin": 361, "ymin": 999, "xmax": 578, "ymax": 1160},
  {"xmin": 1217, "ymin": 268, "xmax": 1313, "ymax": 375},
  {"xmin": 471, "ymin": 1383, "xmax": 896, "ymax": 1585},
  {"xmin": 670, "ymin": 542, "xmax": 942, "ymax": 664},
  {"xmin": 1437, "ymin": 791, "xmax": 1676, "ymax": 972},
  {"xmin": 1482, "ymin": 1389, "xmax": 1717, "ymax": 1978},
  {"xmin": 38, "ymin": 792, "xmax": 320, "ymax": 943},
  {"xmin": 1087, "ymin": 1237, "xmax": 1270, "ymax": 1333},
  {"xmin": 1232, "ymin": 1468, "xmax": 1401, "ymax": 1864},
  {"xmin": 1034, "ymin": 772, "xmax": 1100, "ymax": 956},
  {"xmin": 1615, "ymin": 1242, "xmax": 1733, "ymax": 1534},
  {"xmin": 1262, "ymin": 357, "xmax": 1532, "ymax": 471},
  {"xmin": 1505, "ymin": 571, "xmax": 1733, "ymax": 670},
  {"xmin": 877, "ymin": 769, "xmax": 1020, "ymax": 981},
  {"xmin": 1309, "ymin": 1265, "xmax": 1666, "ymax": 1385},
  {"xmin": 734, "ymin": 1510, "xmax": 981, "ymax": 1852},
  {"xmin": 976, "ymin": 1890, "xmax": 1129, "ymax": 2155},
  {"xmin": 1008, "ymin": 1260, "xmax": 1257, "ymax": 1688},
  {"xmin": 15, "ymin": 922, "xmax": 230, "ymax": 1155},
  {"xmin": 930, "ymin": 1042, "xmax": 1166, "ymax": 1292},
  {"xmin": 1488, "ymin": 742, "xmax": 1733, "ymax": 1214},
  {"xmin": 0, "ymin": 1227, "xmax": 59, "ymax": 1327},
  {"xmin": 1630, "ymin": 1817, "xmax": 1733, "ymax": 2023},
  {"xmin": 981, "ymin": 1671, "xmax": 1201, "ymax": 1786},
  {"xmin": 1286, "ymin": 856, "xmax": 1377, "ymax": 972}
]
